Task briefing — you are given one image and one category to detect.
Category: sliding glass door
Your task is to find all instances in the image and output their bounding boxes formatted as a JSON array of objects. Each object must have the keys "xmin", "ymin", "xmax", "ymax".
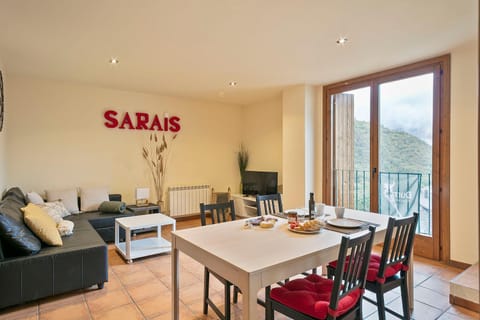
[{"xmin": 324, "ymin": 56, "xmax": 449, "ymax": 260}]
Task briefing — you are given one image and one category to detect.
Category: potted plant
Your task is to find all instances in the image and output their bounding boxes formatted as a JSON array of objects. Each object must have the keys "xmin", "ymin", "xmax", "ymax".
[
  {"xmin": 237, "ymin": 144, "xmax": 249, "ymax": 193},
  {"xmin": 142, "ymin": 133, "xmax": 177, "ymax": 210}
]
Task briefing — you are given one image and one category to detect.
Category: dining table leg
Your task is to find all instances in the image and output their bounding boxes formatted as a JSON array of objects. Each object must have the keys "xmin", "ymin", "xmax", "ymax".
[
  {"xmin": 241, "ymin": 275, "xmax": 261, "ymax": 320},
  {"xmin": 171, "ymin": 244, "xmax": 179, "ymax": 320}
]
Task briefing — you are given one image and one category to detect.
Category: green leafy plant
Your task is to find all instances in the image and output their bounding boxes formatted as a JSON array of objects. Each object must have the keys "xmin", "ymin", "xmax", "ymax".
[
  {"xmin": 142, "ymin": 133, "xmax": 177, "ymax": 205},
  {"xmin": 237, "ymin": 144, "xmax": 249, "ymax": 183}
]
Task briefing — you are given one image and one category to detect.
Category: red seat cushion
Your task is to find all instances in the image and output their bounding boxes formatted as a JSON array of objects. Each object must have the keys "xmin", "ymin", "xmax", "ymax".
[
  {"xmin": 270, "ymin": 274, "xmax": 362, "ymax": 319},
  {"xmin": 328, "ymin": 253, "xmax": 403, "ymax": 283}
]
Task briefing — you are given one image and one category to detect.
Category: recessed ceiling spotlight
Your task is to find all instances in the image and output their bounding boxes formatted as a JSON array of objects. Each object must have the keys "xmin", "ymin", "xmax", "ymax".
[
  {"xmin": 229, "ymin": 81, "xmax": 238, "ymax": 87},
  {"xmin": 109, "ymin": 57, "xmax": 119, "ymax": 64},
  {"xmin": 336, "ymin": 37, "xmax": 348, "ymax": 45}
]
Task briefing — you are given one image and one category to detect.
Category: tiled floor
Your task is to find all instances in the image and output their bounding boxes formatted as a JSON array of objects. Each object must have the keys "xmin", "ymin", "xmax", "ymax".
[{"xmin": 0, "ymin": 219, "xmax": 478, "ymax": 320}]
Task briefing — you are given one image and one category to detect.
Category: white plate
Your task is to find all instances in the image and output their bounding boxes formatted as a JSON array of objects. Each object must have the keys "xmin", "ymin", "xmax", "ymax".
[
  {"xmin": 287, "ymin": 226, "xmax": 321, "ymax": 234},
  {"xmin": 326, "ymin": 218, "xmax": 364, "ymax": 229}
]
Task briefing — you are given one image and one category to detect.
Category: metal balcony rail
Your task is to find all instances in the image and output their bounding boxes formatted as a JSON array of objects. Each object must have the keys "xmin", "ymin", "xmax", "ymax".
[{"xmin": 333, "ymin": 169, "xmax": 432, "ymax": 236}]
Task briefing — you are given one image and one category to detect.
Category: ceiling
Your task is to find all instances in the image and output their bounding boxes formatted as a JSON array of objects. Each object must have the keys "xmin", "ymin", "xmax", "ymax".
[{"xmin": 0, "ymin": 0, "xmax": 477, "ymax": 106}]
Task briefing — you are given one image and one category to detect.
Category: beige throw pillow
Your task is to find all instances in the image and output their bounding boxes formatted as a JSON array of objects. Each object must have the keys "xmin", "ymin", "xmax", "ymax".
[{"xmin": 22, "ymin": 203, "xmax": 63, "ymax": 246}]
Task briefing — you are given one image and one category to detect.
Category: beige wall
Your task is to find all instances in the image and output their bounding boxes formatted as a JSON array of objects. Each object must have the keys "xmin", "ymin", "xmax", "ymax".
[
  {"xmin": 450, "ymin": 40, "xmax": 478, "ymax": 264},
  {"xmin": 0, "ymin": 57, "xmax": 6, "ymax": 190},
  {"xmin": 5, "ymin": 76, "xmax": 243, "ymax": 205},
  {"xmin": 241, "ymin": 97, "xmax": 283, "ymax": 189},
  {"xmin": 282, "ymin": 85, "xmax": 316, "ymax": 209}
]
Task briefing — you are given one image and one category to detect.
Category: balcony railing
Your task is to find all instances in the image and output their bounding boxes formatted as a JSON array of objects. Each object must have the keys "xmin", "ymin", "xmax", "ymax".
[{"xmin": 333, "ymin": 169, "xmax": 432, "ymax": 236}]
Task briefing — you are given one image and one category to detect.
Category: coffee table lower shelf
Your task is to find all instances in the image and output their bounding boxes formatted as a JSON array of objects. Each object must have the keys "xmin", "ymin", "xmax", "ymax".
[
  {"xmin": 115, "ymin": 238, "xmax": 172, "ymax": 263},
  {"xmin": 114, "ymin": 213, "xmax": 176, "ymax": 263}
]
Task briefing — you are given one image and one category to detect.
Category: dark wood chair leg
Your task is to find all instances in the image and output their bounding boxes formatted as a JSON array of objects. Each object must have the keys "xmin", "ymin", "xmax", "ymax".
[
  {"xmin": 224, "ymin": 283, "xmax": 231, "ymax": 320},
  {"xmin": 327, "ymin": 265, "xmax": 334, "ymax": 279},
  {"xmin": 376, "ymin": 288, "xmax": 387, "ymax": 320},
  {"xmin": 203, "ymin": 268, "xmax": 209, "ymax": 315},
  {"xmin": 400, "ymin": 276, "xmax": 411, "ymax": 320},
  {"xmin": 265, "ymin": 286, "xmax": 272, "ymax": 320}
]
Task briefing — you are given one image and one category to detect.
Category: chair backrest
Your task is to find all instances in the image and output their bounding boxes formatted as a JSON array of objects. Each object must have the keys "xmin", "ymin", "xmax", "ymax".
[
  {"xmin": 199, "ymin": 200, "xmax": 236, "ymax": 226},
  {"xmin": 377, "ymin": 212, "xmax": 419, "ymax": 279},
  {"xmin": 329, "ymin": 226, "xmax": 376, "ymax": 316},
  {"xmin": 256, "ymin": 193, "xmax": 283, "ymax": 216}
]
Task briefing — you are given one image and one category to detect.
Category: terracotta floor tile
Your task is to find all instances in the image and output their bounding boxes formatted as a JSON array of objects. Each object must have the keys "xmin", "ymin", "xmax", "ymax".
[
  {"xmin": 116, "ymin": 268, "xmax": 157, "ymax": 287},
  {"xmin": 420, "ymin": 275, "xmax": 451, "ymax": 296},
  {"xmin": 179, "ymin": 282, "xmax": 204, "ymax": 304},
  {"xmin": 39, "ymin": 302, "xmax": 90, "ymax": 320},
  {"xmin": 111, "ymin": 261, "xmax": 148, "ymax": 276},
  {"xmin": 159, "ymin": 270, "xmax": 200, "ymax": 290},
  {"xmin": 136, "ymin": 292, "xmax": 172, "ymax": 318},
  {"xmin": 86, "ymin": 288, "xmax": 131, "ymax": 316},
  {"xmin": 38, "ymin": 292, "xmax": 85, "ymax": 313},
  {"xmin": 414, "ymin": 271, "xmax": 431, "ymax": 286},
  {"xmin": 127, "ymin": 279, "xmax": 169, "ymax": 303},
  {"xmin": 0, "ymin": 303, "xmax": 38, "ymax": 320},
  {"xmin": 92, "ymin": 303, "xmax": 143, "ymax": 320},
  {"xmin": 388, "ymin": 297, "xmax": 443, "ymax": 319},
  {"xmin": 413, "ymin": 286, "xmax": 451, "ymax": 311}
]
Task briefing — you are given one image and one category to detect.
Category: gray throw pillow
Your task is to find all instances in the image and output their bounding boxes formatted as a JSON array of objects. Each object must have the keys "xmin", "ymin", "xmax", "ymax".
[{"xmin": 1, "ymin": 187, "xmax": 26, "ymax": 204}]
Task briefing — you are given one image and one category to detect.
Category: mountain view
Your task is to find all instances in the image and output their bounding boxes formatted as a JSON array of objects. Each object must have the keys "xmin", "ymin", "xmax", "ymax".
[{"xmin": 354, "ymin": 120, "xmax": 432, "ymax": 175}]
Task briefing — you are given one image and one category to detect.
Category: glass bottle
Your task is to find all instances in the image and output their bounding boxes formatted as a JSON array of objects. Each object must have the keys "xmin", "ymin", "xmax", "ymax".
[{"xmin": 308, "ymin": 192, "xmax": 315, "ymax": 220}]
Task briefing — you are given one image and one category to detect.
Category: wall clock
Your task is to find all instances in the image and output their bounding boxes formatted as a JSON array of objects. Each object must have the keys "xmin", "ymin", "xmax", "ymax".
[{"xmin": 0, "ymin": 70, "xmax": 3, "ymax": 132}]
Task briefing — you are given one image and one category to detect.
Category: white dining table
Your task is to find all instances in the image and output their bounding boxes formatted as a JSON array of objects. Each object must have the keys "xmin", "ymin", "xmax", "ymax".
[{"xmin": 171, "ymin": 207, "xmax": 390, "ymax": 320}]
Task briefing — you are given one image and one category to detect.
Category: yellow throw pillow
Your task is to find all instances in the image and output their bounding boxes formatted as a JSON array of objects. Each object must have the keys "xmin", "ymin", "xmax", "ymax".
[{"xmin": 22, "ymin": 203, "xmax": 62, "ymax": 246}]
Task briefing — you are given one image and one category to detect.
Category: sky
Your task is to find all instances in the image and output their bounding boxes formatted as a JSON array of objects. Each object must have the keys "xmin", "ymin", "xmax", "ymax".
[{"xmin": 346, "ymin": 73, "xmax": 434, "ymax": 145}]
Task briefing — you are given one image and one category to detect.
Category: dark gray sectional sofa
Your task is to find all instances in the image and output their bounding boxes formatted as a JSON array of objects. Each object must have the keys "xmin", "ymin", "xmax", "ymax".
[{"xmin": 0, "ymin": 187, "xmax": 134, "ymax": 309}]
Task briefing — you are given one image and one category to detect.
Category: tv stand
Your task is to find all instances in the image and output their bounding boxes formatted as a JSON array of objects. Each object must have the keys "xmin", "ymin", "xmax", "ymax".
[{"xmin": 231, "ymin": 194, "xmax": 258, "ymax": 217}]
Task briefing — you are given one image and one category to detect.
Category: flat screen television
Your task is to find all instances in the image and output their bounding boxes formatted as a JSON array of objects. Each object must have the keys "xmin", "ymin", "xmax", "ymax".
[{"xmin": 242, "ymin": 171, "xmax": 278, "ymax": 196}]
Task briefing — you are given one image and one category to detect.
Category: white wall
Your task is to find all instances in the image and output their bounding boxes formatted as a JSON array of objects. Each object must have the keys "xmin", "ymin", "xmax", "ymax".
[
  {"xmin": 449, "ymin": 39, "xmax": 478, "ymax": 264},
  {"xmin": 0, "ymin": 56, "xmax": 6, "ymax": 190},
  {"xmin": 242, "ymin": 97, "xmax": 283, "ymax": 189},
  {"xmin": 5, "ymin": 76, "xmax": 243, "ymax": 205}
]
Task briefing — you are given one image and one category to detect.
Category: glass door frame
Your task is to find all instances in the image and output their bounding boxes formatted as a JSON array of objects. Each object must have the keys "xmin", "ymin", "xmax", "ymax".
[{"xmin": 322, "ymin": 55, "xmax": 450, "ymax": 261}]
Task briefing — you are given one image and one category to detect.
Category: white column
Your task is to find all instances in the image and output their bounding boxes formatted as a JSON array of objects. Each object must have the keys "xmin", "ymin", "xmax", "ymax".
[{"xmin": 282, "ymin": 85, "xmax": 316, "ymax": 209}]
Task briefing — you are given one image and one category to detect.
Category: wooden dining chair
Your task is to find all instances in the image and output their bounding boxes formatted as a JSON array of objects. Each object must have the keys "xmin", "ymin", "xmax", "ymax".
[
  {"xmin": 265, "ymin": 226, "xmax": 376, "ymax": 320},
  {"xmin": 256, "ymin": 193, "xmax": 283, "ymax": 216},
  {"xmin": 327, "ymin": 212, "xmax": 419, "ymax": 320},
  {"xmin": 199, "ymin": 200, "xmax": 239, "ymax": 320}
]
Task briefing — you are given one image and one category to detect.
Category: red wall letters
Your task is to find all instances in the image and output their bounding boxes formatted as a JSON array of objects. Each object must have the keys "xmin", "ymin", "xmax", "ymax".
[{"xmin": 103, "ymin": 110, "xmax": 181, "ymax": 132}]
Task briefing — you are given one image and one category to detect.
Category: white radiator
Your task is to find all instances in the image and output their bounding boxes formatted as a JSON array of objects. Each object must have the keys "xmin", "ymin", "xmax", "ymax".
[{"xmin": 168, "ymin": 185, "xmax": 211, "ymax": 217}]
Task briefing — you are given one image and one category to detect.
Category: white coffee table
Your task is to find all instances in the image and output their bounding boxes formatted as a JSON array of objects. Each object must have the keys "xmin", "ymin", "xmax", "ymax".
[{"xmin": 115, "ymin": 213, "xmax": 176, "ymax": 263}]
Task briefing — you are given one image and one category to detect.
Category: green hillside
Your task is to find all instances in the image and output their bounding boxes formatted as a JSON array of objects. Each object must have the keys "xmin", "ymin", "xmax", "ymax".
[{"xmin": 354, "ymin": 120, "xmax": 432, "ymax": 174}]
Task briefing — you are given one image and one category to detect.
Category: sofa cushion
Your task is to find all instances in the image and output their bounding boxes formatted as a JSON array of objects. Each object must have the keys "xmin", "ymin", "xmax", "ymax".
[
  {"xmin": 0, "ymin": 213, "xmax": 41, "ymax": 256},
  {"xmin": 80, "ymin": 187, "xmax": 109, "ymax": 212},
  {"xmin": 26, "ymin": 191, "xmax": 45, "ymax": 205},
  {"xmin": 46, "ymin": 188, "xmax": 79, "ymax": 214},
  {"xmin": 23, "ymin": 204, "xmax": 62, "ymax": 246}
]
